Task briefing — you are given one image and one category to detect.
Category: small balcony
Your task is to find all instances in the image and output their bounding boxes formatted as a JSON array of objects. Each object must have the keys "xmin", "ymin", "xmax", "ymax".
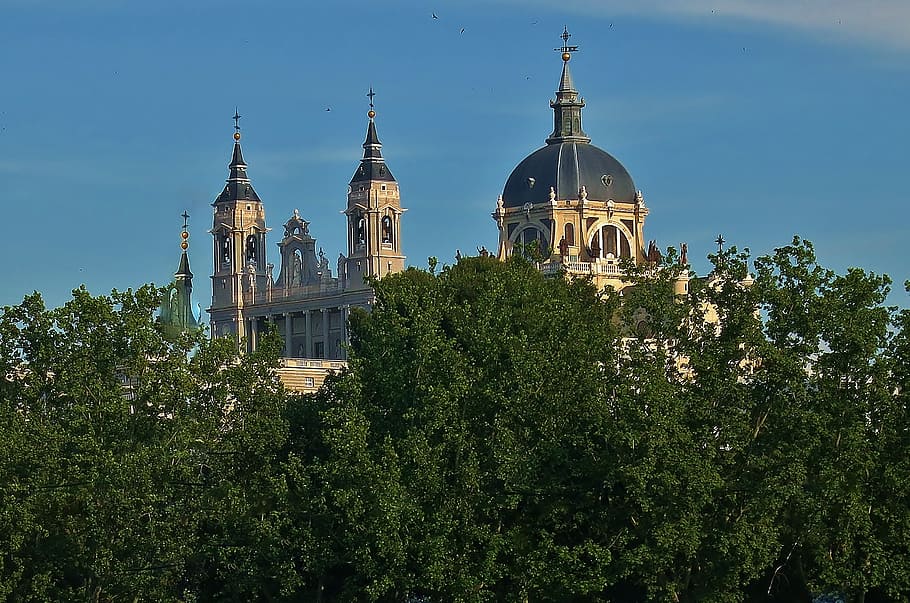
[{"xmin": 540, "ymin": 257, "xmax": 626, "ymax": 277}]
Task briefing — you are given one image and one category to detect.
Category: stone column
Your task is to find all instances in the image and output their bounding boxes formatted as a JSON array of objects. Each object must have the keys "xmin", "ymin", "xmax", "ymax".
[
  {"xmin": 249, "ymin": 317, "xmax": 258, "ymax": 352},
  {"xmin": 341, "ymin": 305, "xmax": 350, "ymax": 360},
  {"xmin": 283, "ymin": 312, "xmax": 292, "ymax": 357},
  {"xmin": 305, "ymin": 310, "xmax": 312, "ymax": 358},
  {"xmin": 322, "ymin": 308, "xmax": 329, "ymax": 358}
]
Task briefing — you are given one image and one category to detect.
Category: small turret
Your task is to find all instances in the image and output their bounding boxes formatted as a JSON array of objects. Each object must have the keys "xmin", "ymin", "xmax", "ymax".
[
  {"xmin": 160, "ymin": 211, "xmax": 200, "ymax": 338},
  {"xmin": 546, "ymin": 26, "xmax": 590, "ymax": 145}
]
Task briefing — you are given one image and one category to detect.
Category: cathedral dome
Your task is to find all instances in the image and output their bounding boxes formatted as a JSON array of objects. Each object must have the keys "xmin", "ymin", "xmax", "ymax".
[
  {"xmin": 501, "ymin": 30, "xmax": 637, "ymax": 209},
  {"xmin": 501, "ymin": 141, "xmax": 635, "ymax": 208}
]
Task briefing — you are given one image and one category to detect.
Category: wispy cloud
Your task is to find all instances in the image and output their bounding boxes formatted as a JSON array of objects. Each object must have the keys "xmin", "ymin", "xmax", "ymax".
[{"xmin": 493, "ymin": 0, "xmax": 910, "ymax": 51}]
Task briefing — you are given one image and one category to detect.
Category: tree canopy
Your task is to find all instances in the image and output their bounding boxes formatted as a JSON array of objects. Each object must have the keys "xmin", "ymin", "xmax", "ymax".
[{"xmin": 0, "ymin": 238, "xmax": 908, "ymax": 602}]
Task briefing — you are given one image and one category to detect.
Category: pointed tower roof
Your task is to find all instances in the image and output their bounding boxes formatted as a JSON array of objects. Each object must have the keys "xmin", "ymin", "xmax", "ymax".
[
  {"xmin": 176, "ymin": 247, "xmax": 193, "ymax": 278},
  {"xmin": 351, "ymin": 89, "xmax": 395, "ymax": 184},
  {"xmin": 213, "ymin": 110, "xmax": 261, "ymax": 205},
  {"xmin": 557, "ymin": 54, "xmax": 576, "ymax": 94}
]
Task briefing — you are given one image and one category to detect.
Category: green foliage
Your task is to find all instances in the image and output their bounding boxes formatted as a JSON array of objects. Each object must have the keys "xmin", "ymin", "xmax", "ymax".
[
  {"xmin": 0, "ymin": 238, "xmax": 907, "ymax": 602},
  {"xmin": 0, "ymin": 286, "xmax": 297, "ymax": 601},
  {"xmin": 310, "ymin": 241, "xmax": 910, "ymax": 602}
]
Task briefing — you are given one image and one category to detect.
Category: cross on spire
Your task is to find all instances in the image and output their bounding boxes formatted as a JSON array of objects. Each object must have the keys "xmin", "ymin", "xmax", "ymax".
[
  {"xmin": 233, "ymin": 108, "xmax": 241, "ymax": 133},
  {"xmin": 715, "ymin": 234, "xmax": 726, "ymax": 253},
  {"xmin": 179, "ymin": 211, "xmax": 191, "ymax": 252},
  {"xmin": 367, "ymin": 87, "xmax": 375, "ymax": 110}
]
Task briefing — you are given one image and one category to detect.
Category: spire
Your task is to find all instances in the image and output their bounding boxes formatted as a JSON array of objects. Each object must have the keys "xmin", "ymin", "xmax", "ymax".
[
  {"xmin": 558, "ymin": 61, "xmax": 576, "ymax": 93},
  {"xmin": 176, "ymin": 210, "xmax": 193, "ymax": 279},
  {"xmin": 351, "ymin": 88, "xmax": 396, "ymax": 183},
  {"xmin": 214, "ymin": 109, "xmax": 261, "ymax": 205},
  {"xmin": 160, "ymin": 212, "xmax": 199, "ymax": 336},
  {"xmin": 546, "ymin": 27, "xmax": 590, "ymax": 145}
]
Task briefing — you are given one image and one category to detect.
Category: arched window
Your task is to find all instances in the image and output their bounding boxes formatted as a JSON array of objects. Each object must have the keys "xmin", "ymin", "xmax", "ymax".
[
  {"xmin": 219, "ymin": 233, "xmax": 231, "ymax": 269},
  {"xmin": 356, "ymin": 216, "xmax": 366, "ymax": 245},
  {"xmin": 381, "ymin": 216, "xmax": 393, "ymax": 245},
  {"xmin": 564, "ymin": 223, "xmax": 575, "ymax": 246},
  {"xmin": 246, "ymin": 235, "xmax": 257, "ymax": 264},
  {"xmin": 516, "ymin": 227, "xmax": 548, "ymax": 258},
  {"xmin": 589, "ymin": 225, "xmax": 631, "ymax": 260}
]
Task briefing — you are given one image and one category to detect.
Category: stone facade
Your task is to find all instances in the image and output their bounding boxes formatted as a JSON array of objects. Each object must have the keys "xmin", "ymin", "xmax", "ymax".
[
  {"xmin": 194, "ymin": 31, "xmax": 696, "ymax": 393},
  {"xmin": 206, "ymin": 110, "xmax": 405, "ymax": 392}
]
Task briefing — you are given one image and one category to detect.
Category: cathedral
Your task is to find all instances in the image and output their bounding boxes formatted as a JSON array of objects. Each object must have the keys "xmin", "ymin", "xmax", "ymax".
[
  {"xmin": 493, "ymin": 29, "xmax": 688, "ymax": 297},
  {"xmin": 162, "ymin": 29, "xmax": 686, "ymax": 392}
]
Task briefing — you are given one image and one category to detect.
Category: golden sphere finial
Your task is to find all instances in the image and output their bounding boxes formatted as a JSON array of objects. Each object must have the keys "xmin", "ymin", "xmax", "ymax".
[
  {"xmin": 234, "ymin": 131, "xmax": 241, "ymax": 141},
  {"xmin": 368, "ymin": 109, "xmax": 376, "ymax": 119},
  {"xmin": 562, "ymin": 51, "xmax": 571, "ymax": 62},
  {"xmin": 181, "ymin": 230, "xmax": 189, "ymax": 240},
  {"xmin": 181, "ymin": 241, "xmax": 188, "ymax": 250}
]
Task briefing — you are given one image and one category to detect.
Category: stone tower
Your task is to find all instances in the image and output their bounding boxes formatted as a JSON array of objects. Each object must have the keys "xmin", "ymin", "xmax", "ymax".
[
  {"xmin": 343, "ymin": 97, "xmax": 406, "ymax": 289},
  {"xmin": 208, "ymin": 114, "xmax": 270, "ymax": 340}
]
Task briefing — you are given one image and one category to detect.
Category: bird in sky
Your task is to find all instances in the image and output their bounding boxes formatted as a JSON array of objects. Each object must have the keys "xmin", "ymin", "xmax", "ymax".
[{"xmin": 432, "ymin": 12, "xmax": 438, "ymax": 19}]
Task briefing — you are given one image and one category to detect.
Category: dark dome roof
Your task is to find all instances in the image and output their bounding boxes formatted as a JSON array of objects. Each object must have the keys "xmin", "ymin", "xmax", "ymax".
[{"xmin": 502, "ymin": 141, "xmax": 636, "ymax": 208}]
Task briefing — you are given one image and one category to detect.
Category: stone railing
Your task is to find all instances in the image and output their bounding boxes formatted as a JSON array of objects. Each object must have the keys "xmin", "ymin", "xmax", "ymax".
[
  {"xmin": 540, "ymin": 259, "xmax": 625, "ymax": 277},
  {"xmin": 244, "ymin": 281, "xmax": 341, "ymax": 304},
  {"xmin": 281, "ymin": 358, "xmax": 347, "ymax": 370}
]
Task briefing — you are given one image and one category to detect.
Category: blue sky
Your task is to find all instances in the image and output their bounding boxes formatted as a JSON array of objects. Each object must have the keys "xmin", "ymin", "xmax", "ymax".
[{"xmin": 2, "ymin": 0, "xmax": 909, "ymax": 309}]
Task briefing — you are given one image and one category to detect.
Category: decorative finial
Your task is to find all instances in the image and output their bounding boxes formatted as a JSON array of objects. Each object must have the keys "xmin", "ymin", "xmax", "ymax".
[
  {"xmin": 367, "ymin": 87, "xmax": 376, "ymax": 119},
  {"xmin": 180, "ymin": 211, "xmax": 190, "ymax": 250},
  {"xmin": 555, "ymin": 26, "xmax": 578, "ymax": 62},
  {"xmin": 715, "ymin": 234, "xmax": 726, "ymax": 253},
  {"xmin": 233, "ymin": 108, "xmax": 242, "ymax": 141}
]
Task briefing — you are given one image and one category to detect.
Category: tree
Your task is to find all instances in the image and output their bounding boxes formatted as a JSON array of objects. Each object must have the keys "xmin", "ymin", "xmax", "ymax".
[
  {"xmin": 0, "ymin": 286, "xmax": 209, "ymax": 600},
  {"xmin": 305, "ymin": 256, "xmax": 633, "ymax": 600},
  {"xmin": 0, "ymin": 286, "xmax": 302, "ymax": 601},
  {"xmin": 1, "ymin": 238, "xmax": 906, "ymax": 602},
  {"xmin": 310, "ymin": 244, "xmax": 909, "ymax": 602}
]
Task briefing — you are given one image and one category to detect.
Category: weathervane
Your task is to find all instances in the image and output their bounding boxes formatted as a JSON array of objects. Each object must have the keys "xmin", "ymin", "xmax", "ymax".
[{"xmin": 556, "ymin": 26, "xmax": 579, "ymax": 61}]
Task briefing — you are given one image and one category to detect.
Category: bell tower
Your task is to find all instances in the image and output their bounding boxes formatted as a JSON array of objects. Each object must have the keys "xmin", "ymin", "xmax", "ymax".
[
  {"xmin": 343, "ymin": 90, "xmax": 406, "ymax": 289},
  {"xmin": 208, "ymin": 111, "xmax": 270, "ymax": 340}
]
